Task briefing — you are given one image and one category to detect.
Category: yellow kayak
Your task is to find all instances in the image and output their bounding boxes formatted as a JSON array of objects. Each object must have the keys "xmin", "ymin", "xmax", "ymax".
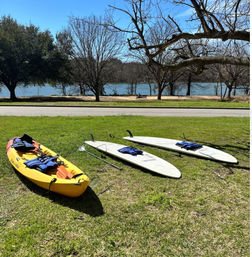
[{"xmin": 6, "ymin": 135, "xmax": 89, "ymax": 197}]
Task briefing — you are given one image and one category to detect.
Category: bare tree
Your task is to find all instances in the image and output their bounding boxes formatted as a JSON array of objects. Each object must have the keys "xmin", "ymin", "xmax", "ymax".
[
  {"xmin": 127, "ymin": 18, "xmax": 184, "ymax": 99},
  {"xmin": 68, "ymin": 14, "xmax": 123, "ymax": 101},
  {"xmin": 110, "ymin": 0, "xmax": 249, "ymax": 72},
  {"xmin": 216, "ymin": 64, "xmax": 248, "ymax": 99},
  {"xmin": 146, "ymin": 60, "xmax": 183, "ymax": 98},
  {"xmin": 213, "ymin": 41, "xmax": 249, "ymax": 99},
  {"xmin": 123, "ymin": 62, "xmax": 146, "ymax": 95}
]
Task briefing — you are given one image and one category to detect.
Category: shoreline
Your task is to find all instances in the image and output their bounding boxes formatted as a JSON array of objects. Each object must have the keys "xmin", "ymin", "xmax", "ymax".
[{"xmin": 0, "ymin": 95, "xmax": 249, "ymax": 102}]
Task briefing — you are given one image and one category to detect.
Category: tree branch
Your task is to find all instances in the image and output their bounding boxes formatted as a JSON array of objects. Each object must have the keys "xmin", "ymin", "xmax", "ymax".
[
  {"xmin": 151, "ymin": 55, "xmax": 250, "ymax": 72},
  {"xmin": 130, "ymin": 30, "xmax": 249, "ymax": 58}
]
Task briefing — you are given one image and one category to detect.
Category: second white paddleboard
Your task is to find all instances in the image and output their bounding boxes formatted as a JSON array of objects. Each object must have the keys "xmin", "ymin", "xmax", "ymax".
[
  {"xmin": 85, "ymin": 140, "xmax": 181, "ymax": 178},
  {"xmin": 123, "ymin": 136, "xmax": 238, "ymax": 164}
]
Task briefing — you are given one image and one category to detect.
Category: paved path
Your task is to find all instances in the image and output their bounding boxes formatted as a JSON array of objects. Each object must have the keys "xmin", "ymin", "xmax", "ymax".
[{"xmin": 0, "ymin": 106, "xmax": 249, "ymax": 117}]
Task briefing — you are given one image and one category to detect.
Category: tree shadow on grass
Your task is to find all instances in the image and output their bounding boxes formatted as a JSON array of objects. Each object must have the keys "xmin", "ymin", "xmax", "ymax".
[
  {"xmin": 13, "ymin": 168, "xmax": 104, "ymax": 217},
  {"xmin": 180, "ymin": 134, "xmax": 249, "ymax": 153}
]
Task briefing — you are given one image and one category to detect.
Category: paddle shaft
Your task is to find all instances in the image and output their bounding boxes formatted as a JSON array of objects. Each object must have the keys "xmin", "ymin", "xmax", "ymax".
[{"xmin": 86, "ymin": 150, "xmax": 122, "ymax": 170}]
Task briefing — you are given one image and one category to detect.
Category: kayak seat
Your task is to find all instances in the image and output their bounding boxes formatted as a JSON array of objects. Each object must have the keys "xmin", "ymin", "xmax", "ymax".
[
  {"xmin": 24, "ymin": 155, "xmax": 59, "ymax": 173},
  {"xmin": 12, "ymin": 137, "xmax": 35, "ymax": 152}
]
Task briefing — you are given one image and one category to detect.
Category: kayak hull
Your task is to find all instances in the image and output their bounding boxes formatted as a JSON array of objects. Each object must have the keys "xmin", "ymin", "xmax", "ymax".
[{"xmin": 7, "ymin": 138, "xmax": 89, "ymax": 197}]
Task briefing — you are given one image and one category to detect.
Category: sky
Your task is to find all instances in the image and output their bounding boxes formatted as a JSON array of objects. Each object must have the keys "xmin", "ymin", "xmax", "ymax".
[
  {"xmin": 0, "ymin": 0, "xmax": 130, "ymax": 36},
  {"xmin": 0, "ymin": 0, "xmax": 192, "ymax": 37}
]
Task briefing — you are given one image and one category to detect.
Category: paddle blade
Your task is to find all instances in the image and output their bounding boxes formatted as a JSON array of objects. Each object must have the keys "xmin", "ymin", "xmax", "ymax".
[{"xmin": 78, "ymin": 145, "xmax": 86, "ymax": 152}]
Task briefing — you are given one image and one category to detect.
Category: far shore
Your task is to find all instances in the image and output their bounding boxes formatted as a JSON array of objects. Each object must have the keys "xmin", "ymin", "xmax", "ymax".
[{"xmin": 0, "ymin": 94, "xmax": 249, "ymax": 102}]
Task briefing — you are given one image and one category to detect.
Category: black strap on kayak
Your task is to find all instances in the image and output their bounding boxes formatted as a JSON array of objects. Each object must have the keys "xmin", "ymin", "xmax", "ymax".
[
  {"xmin": 49, "ymin": 178, "xmax": 57, "ymax": 191},
  {"xmin": 126, "ymin": 130, "xmax": 133, "ymax": 138},
  {"xmin": 48, "ymin": 178, "xmax": 57, "ymax": 199}
]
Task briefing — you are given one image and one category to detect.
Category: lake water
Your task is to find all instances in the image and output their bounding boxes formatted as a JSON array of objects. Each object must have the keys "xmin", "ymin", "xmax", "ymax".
[{"xmin": 0, "ymin": 82, "xmax": 247, "ymax": 98}]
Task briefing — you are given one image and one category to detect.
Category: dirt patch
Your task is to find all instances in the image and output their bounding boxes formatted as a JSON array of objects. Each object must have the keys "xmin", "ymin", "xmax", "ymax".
[
  {"xmin": 229, "ymin": 95, "xmax": 250, "ymax": 103},
  {"xmin": 55, "ymin": 95, "xmax": 249, "ymax": 102},
  {"xmin": 49, "ymin": 95, "xmax": 249, "ymax": 102}
]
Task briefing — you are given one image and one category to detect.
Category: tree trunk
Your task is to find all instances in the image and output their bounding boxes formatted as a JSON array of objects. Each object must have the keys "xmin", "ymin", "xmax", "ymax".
[
  {"xmin": 95, "ymin": 91, "xmax": 100, "ymax": 101},
  {"xmin": 233, "ymin": 84, "xmax": 237, "ymax": 96},
  {"xmin": 244, "ymin": 86, "xmax": 249, "ymax": 95},
  {"xmin": 214, "ymin": 83, "xmax": 218, "ymax": 96},
  {"xmin": 170, "ymin": 83, "xmax": 175, "ymax": 96},
  {"xmin": 62, "ymin": 85, "xmax": 67, "ymax": 96},
  {"xmin": 79, "ymin": 84, "xmax": 86, "ymax": 95},
  {"xmin": 148, "ymin": 83, "xmax": 152, "ymax": 96},
  {"xmin": 186, "ymin": 73, "xmax": 192, "ymax": 96},
  {"xmin": 227, "ymin": 87, "xmax": 232, "ymax": 99},
  {"xmin": 6, "ymin": 83, "xmax": 17, "ymax": 101},
  {"xmin": 157, "ymin": 83, "xmax": 163, "ymax": 100},
  {"xmin": 222, "ymin": 86, "xmax": 227, "ymax": 100},
  {"xmin": 130, "ymin": 83, "xmax": 134, "ymax": 95}
]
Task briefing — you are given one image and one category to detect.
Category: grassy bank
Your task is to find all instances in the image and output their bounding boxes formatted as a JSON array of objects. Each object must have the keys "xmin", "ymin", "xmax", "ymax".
[
  {"xmin": 0, "ymin": 95, "xmax": 249, "ymax": 108},
  {"xmin": 0, "ymin": 116, "xmax": 249, "ymax": 256}
]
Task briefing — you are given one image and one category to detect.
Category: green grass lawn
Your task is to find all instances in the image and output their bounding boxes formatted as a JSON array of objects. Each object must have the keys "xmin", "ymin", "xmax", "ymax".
[
  {"xmin": 0, "ymin": 116, "xmax": 249, "ymax": 256},
  {"xmin": 0, "ymin": 99, "xmax": 249, "ymax": 108}
]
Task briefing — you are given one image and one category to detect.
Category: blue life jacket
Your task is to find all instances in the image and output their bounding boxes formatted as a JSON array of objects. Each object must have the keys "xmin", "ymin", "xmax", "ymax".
[
  {"xmin": 24, "ymin": 155, "xmax": 58, "ymax": 173},
  {"xmin": 176, "ymin": 141, "xmax": 202, "ymax": 150},
  {"xmin": 118, "ymin": 146, "xmax": 143, "ymax": 156},
  {"xmin": 12, "ymin": 137, "xmax": 35, "ymax": 152}
]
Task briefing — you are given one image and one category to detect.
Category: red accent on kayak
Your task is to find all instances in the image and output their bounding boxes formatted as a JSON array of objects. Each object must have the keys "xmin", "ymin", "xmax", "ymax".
[
  {"xmin": 33, "ymin": 141, "xmax": 40, "ymax": 151},
  {"xmin": 6, "ymin": 138, "xmax": 14, "ymax": 153},
  {"xmin": 56, "ymin": 165, "xmax": 73, "ymax": 179}
]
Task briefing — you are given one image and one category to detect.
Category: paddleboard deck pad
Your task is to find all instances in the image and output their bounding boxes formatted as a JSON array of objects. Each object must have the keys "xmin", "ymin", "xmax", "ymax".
[
  {"xmin": 123, "ymin": 135, "xmax": 238, "ymax": 164},
  {"xmin": 85, "ymin": 140, "xmax": 181, "ymax": 178}
]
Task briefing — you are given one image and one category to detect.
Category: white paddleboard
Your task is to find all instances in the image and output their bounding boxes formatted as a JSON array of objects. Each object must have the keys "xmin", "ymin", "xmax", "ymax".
[
  {"xmin": 85, "ymin": 140, "xmax": 181, "ymax": 178},
  {"xmin": 123, "ymin": 136, "xmax": 238, "ymax": 164}
]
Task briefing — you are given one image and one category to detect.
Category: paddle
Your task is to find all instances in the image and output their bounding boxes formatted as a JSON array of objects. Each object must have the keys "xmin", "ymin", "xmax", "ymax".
[{"xmin": 78, "ymin": 145, "xmax": 122, "ymax": 171}]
